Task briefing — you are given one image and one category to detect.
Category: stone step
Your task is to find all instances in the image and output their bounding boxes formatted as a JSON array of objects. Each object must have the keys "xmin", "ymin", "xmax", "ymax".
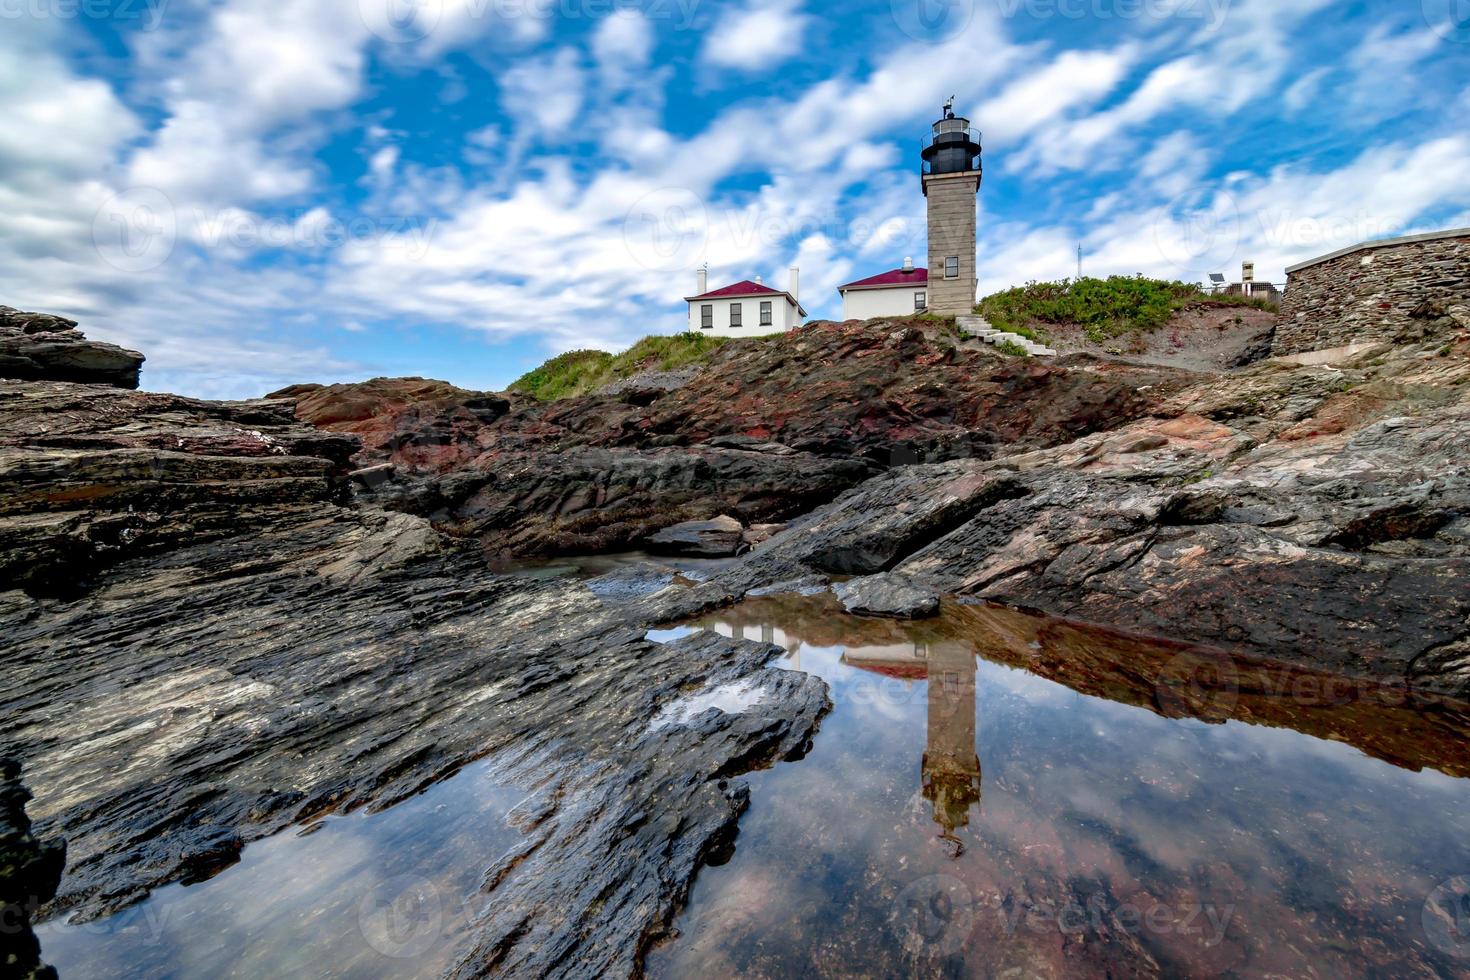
[{"xmin": 957, "ymin": 315, "xmax": 1055, "ymax": 357}]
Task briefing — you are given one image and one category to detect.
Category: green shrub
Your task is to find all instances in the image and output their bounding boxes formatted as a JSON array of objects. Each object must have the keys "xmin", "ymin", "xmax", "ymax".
[
  {"xmin": 510, "ymin": 332, "xmax": 732, "ymax": 402},
  {"xmin": 995, "ymin": 339, "xmax": 1029, "ymax": 357},
  {"xmin": 977, "ymin": 275, "xmax": 1276, "ymax": 345}
]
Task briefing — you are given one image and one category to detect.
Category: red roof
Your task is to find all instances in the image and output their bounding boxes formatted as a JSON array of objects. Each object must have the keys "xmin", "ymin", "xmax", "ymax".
[
  {"xmin": 685, "ymin": 279, "xmax": 806, "ymax": 316},
  {"xmin": 838, "ymin": 267, "xmax": 928, "ymax": 291},
  {"xmin": 687, "ymin": 279, "xmax": 786, "ymax": 300}
]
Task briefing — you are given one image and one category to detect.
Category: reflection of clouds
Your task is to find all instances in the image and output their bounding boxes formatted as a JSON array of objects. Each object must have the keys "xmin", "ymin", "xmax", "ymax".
[
  {"xmin": 662, "ymin": 598, "xmax": 1470, "ymax": 977},
  {"xmin": 42, "ymin": 759, "xmax": 527, "ymax": 979}
]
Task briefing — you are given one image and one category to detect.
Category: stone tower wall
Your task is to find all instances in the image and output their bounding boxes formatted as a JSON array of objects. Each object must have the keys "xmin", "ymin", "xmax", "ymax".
[{"xmin": 924, "ymin": 172, "xmax": 981, "ymax": 315}]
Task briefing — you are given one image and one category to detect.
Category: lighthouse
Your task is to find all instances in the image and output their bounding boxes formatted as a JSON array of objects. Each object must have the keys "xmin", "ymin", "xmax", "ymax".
[{"xmin": 921, "ymin": 99, "xmax": 983, "ymax": 315}]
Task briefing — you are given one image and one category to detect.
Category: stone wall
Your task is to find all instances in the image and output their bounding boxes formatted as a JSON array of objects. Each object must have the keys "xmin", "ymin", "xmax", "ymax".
[
  {"xmin": 924, "ymin": 171, "xmax": 981, "ymax": 315},
  {"xmin": 1276, "ymin": 229, "xmax": 1470, "ymax": 355}
]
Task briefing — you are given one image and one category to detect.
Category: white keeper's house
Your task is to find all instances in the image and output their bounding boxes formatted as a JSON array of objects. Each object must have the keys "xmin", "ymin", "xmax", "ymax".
[
  {"xmin": 837, "ymin": 258, "xmax": 929, "ymax": 320},
  {"xmin": 686, "ymin": 267, "xmax": 806, "ymax": 337}
]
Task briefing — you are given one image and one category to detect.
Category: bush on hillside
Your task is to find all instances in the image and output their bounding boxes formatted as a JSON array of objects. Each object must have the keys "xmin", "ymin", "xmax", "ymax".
[
  {"xmin": 509, "ymin": 332, "xmax": 731, "ymax": 402},
  {"xmin": 977, "ymin": 275, "xmax": 1277, "ymax": 344}
]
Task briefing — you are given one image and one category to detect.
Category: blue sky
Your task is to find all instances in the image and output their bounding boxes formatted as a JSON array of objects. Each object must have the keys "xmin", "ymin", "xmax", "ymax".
[{"xmin": 2, "ymin": 0, "xmax": 1467, "ymax": 398}]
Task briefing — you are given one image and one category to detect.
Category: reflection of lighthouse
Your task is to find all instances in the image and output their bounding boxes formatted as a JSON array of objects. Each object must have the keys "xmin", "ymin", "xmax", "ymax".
[{"xmin": 921, "ymin": 642, "xmax": 982, "ymax": 851}]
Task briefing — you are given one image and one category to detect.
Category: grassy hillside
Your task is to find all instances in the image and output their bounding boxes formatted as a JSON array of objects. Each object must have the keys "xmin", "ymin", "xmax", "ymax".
[
  {"xmin": 978, "ymin": 276, "xmax": 1276, "ymax": 344},
  {"xmin": 510, "ymin": 333, "xmax": 731, "ymax": 402}
]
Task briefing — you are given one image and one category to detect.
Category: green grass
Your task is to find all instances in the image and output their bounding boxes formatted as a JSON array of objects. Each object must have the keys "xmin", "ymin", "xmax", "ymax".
[
  {"xmin": 995, "ymin": 339, "xmax": 1029, "ymax": 357},
  {"xmin": 509, "ymin": 332, "xmax": 731, "ymax": 402},
  {"xmin": 977, "ymin": 275, "xmax": 1278, "ymax": 345}
]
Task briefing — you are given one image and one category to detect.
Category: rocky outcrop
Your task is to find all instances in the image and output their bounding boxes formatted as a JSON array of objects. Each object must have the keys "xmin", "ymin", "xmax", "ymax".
[
  {"xmin": 833, "ymin": 573, "xmax": 940, "ymax": 619},
  {"xmin": 3, "ymin": 296, "xmax": 1467, "ymax": 978},
  {"xmin": 268, "ymin": 377, "xmax": 511, "ymax": 461},
  {"xmin": 0, "ymin": 318, "xmax": 833, "ymax": 975},
  {"xmin": 0, "ymin": 762, "xmax": 65, "ymax": 980},
  {"xmin": 666, "ymin": 323, "xmax": 1470, "ymax": 696},
  {"xmin": 648, "ymin": 515, "xmax": 747, "ymax": 557},
  {"xmin": 2, "ymin": 440, "xmax": 829, "ymax": 977},
  {"xmin": 277, "ymin": 322, "xmax": 1196, "ymax": 557},
  {"xmin": 0, "ymin": 307, "xmax": 144, "ymax": 389},
  {"xmin": 0, "ymin": 379, "xmax": 358, "ymax": 594},
  {"xmin": 370, "ymin": 443, "xmax": 877, "ymax": 557}
]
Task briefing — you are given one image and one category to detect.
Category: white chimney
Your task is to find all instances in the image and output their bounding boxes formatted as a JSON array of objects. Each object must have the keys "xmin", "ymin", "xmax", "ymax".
[
  {"xmin": 903, "ymin": 256, "xmax": 914, "ymax": 272},
  {"xmin": 789, "ymin": 267, "xmax": 800, "ymax": 302},
  {"xmin": 755, "ymin": 274, "xmax": 763, "ymax": 285},
  {"xmin": 696, "ymin": 266, "xmax": 708, "ymax": 294}
]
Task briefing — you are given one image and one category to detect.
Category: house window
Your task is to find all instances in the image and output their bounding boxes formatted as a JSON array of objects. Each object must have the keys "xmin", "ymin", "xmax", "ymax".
[
  {"xmin": 945, "ymin": 256, "xmax": 959, "ymax": 279},
  {"xmin": 700, "ymin": 304, "xmax": 713, "ymax": 330},
  {"xmin": 915, "ymin": 291, "xmax": 927, "ymax": 311},
  {"xmin": 730, "ymin": 303, "xmax": 743, "ymax": 328},
  {"xmin": 760, "ymin": 301, "xmax": 773, "ymax": 326}
]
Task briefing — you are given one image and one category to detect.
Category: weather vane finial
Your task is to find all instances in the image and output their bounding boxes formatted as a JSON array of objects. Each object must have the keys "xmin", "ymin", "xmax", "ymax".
[{"xmin": 943, "ymin": 95, "xmax": 956, "ymax": 119}]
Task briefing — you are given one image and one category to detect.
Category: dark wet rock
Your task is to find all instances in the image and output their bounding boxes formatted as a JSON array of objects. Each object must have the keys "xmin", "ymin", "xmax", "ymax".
[
  {"xmin": 659, "ymin": 347, "xmax": 1470, "ymax": 697},
  {"xmin": 448, "ymin": 630, "xmax": 826, "ymax": 979},
  {"xmin": 584, "ymin": 563, "xmax": 678, "ymax": 602},
  {"xmin": 1228, "ymin": 325, "xmax": 1277, "ymax": 367},
  {"xmin": 276, "ymin": 321, "xmax": 1193, "ymax": 559},
  {"xmin": 4, "ymin": 507, "xmax": 829, "ymax": 976},
  {"xmin": 747, "ymin": 574, "xmax": 831, "ymax": 598},
  {"xmin": 741, "ymin": 523, "xmax": 786, "ymax": 549},
  {"xmin": 0, "ymin": 761, "xmax": 65, "ymax": 980},
  {"xmin": 0, "ymin": 307, "xmax": 144, "ymax": 389},
  {"xmin": 0, "ymin": 379, "xmax": 359, "ymax": 594},
  {"xmin": 0, "ymin": 341, "xmax": 831, "ymax": 975},
  {"xmin": 648, "ymin": 515, "xmax": 746, "ymax": 557},
  {"xmin": 834, "ymin": 573, "xmax": 940, "ymax": 619},
  {"xmin": 376, "ymin": 447, "xmax": 875, "ymax": 558}
]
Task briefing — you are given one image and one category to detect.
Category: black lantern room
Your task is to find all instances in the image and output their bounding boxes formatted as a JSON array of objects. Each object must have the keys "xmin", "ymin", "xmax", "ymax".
[{"xmin": 921, "ymin": 101, "xmax": 982, "ymax": 177}]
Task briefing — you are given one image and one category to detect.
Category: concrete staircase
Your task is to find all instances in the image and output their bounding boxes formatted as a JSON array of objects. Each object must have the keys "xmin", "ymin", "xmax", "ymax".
[{"xmin": 955, "ymin": 315, "xmax": 1057, "ymax": 357}]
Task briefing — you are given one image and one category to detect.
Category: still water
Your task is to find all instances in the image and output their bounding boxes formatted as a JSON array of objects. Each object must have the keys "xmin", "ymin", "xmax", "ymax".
[
  {"xmin": 648, "ymin": 595, "xmax": 1470, "ymax": 978},
  {"xmin": 37, "ymin": 590, "xmax": 1470, "ymax": 978}
]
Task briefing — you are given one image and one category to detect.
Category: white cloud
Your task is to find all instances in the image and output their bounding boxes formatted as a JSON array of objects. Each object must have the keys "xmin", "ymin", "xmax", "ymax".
[
  {"xmin": 499, "ymin": 48, "xmax": 586, "ymax": 135},
  {"xmin": 701, "ymin": 0, "xmax": 809, "ymax": 72},
  {"xmin": 976, "ymin": 48, "xmax": 1135, "ymax": 144},
  {"xmin": 593, "ymin": 9, "xmax": 654, "ymax": 69},
  {"xmin": 1282, "ymin": 67, "xmax": 1331, "ymax": 114}
]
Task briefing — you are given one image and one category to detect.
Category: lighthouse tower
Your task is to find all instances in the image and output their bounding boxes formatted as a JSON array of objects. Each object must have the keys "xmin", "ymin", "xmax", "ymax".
[{"xmin": 921, "ymin": 100, "xmax": 983, "ymax": 315}]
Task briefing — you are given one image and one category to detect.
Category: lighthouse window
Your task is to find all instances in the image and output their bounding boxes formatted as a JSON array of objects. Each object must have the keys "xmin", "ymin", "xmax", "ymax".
[
  {"xmin": 945, "ymin": 256, "xmax": 959, "ymax": 278},
  {"xmin": 915, "ymin": 291, "xmax": 927, "ymax": 311},
  {"xmin": 760, "ymin": 301, "xmax": 773, "ymax": 326},
  {"xmin": 700, "ymin": 305, "xmax": 713, "ymax": 329},
  {"xmin": 730, "ymin": 303, "xmax": 743, "ymax": 328}
]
